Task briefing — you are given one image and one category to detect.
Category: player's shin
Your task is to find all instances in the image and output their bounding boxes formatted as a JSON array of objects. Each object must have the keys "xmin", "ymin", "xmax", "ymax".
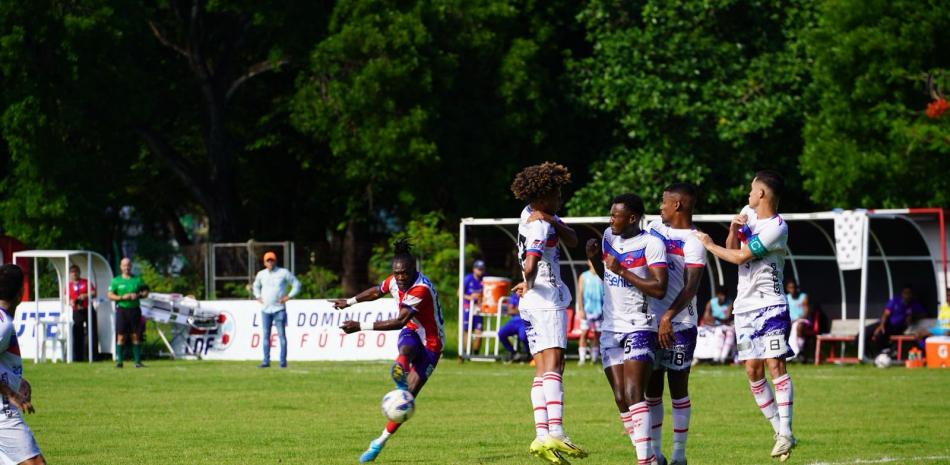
[
  {"xmin": 671, "ymin": 396, "xmax": 691, "ymax": 462},
  {"xmin": 542, "ymin": 372, "xmax": 564, "ymax": 437},
  {"xmin": 772, "ymin": 374, "xmax": 793, "ymax": 437},
  {"xmin": 749, "ymin": 378, "xmax": 780, "ymax": 434},
  {"xmin": 378, "ymin": 421, "xmax": 401, "ymax": 444},
  {"xmin": 628, "ymin": 402, "xmax": 655, "ymax": 464},
  {"xmin": 531, "ymin": 377, "xmax": 549, "ymax": 439},
  {"xmin": 645, "ymin": 396, "xmax": 663, "ymax": 460}
]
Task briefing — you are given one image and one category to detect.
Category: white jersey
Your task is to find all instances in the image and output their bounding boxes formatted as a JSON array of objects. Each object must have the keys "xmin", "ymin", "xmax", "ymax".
[
  {"xmin": 646, "ymin": 220, "xmax": 707, "ymax": 327},
  {"xmin": 733, "ymin": 205, "xmax": 788, "ymax": 314},
  {"xmin": 600, "ymin": 228, "xmax": 667, "ymax": 333},
  {"xmin": 518, "ymin": 206, "xmax": 571, "ymax": 310},
  {"xmin": 0, "ymin": 310, "xmax": 22, "ymax": 403}
]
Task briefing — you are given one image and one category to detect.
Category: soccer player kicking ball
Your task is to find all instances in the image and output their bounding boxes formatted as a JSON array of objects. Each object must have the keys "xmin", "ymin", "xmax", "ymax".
[
  {"xmin": 644, "ymin": 183, "xmax": 706, "ymax": 465},
  {"xmin": 0, "ymin": 264, "xmax": 46, "ymax": 465},
  {"xmin": 510, "ymin": 162, "xmax": 587, "ymax": 465},
  {"xmin": 586, "ymin": 194, "xmax": 668, "ymax": 465},
  {"xmin": 333, "ymin": 240, "xmax": 445, "ymax": 463},
  {"xmin": 694, "ymin": 170, "xmax": 796, "ymax": 461}
]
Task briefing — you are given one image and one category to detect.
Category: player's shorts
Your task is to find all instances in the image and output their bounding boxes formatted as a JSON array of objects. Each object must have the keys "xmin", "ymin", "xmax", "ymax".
[
  {"xmin": 600, "ymin": 330, "xmax": 657, "ymax": 368},
  {"xmin": 735, "ymin": 304, "xmax": 793, "ymax": 361},
  {"xmin": 115, "ymin": 306, "xmax": 143, "ymax": 338},
  {"xmin": 462, "ymin": 309, "xmax": 483, "ymax": 332},
  {"xmin": 521, "ymin": 308, "xmax": 567, "ymax": 355},
  {"xmin": 0, "ymin": 407, "xmax": 41, "ymax": 465},
  {"xmin": 654, "ymin": 325, "xmax": 698, "ymax": 372},
  {"xmin": 397, "ymin": 329, "xmax": 440, "ymax": 382},
  {"xmin": 579, "ymin": 313, "xmax": 602, "ymax": 333}
]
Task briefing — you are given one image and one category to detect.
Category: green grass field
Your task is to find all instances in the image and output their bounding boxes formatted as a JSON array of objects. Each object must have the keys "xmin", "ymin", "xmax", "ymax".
[{"xmin": 21, "ymin": 359, "xmax": 950, "ymax": 465}]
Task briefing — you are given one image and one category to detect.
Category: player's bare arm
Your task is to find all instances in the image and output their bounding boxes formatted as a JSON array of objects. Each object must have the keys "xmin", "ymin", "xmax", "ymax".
[
  {"xmin": 725, "ymin": 214, "xmax": 746, "ymax": 250},
  {"xmin": 0, "ymin": 382, "xmax": 33, "ymax": 414},
  {"xmin": 332, "ymin": 286, "xmax": 386, "ymax": 310},
  {"xmin": 605, "ymin": 254, "xmax": 667, "ymax": 299},
  {"xmin": 659, "ymin": 266, "xmax": 704, "ymax": 349},
  {"xmin": 18, "ymin": 378, "xmax": 31, "ymax": 403},
  {"xmin": 522, "ymin": 253, "xmax": 540, "ymax": 290},
  {"xmin": 340, "ymin": 306, "xmax": 413, "ymax": 334},
  {"xmin": 694, "ymin": 231, "xmax": 756, "ymax": 265},
  {"xmin": 585, "ymin": 238, "xmax": 605, "ymax": 279},
  {"xmin": 527, "ymin": 210, "xmax": 578, "ymax": 247}
]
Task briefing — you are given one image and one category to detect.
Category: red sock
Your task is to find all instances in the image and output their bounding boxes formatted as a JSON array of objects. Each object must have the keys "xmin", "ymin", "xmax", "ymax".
[
  {"xmin": 386, "ymin": 421, "xmax": 402, "ymax": 434},
  {"xmin": 395, "ymin": 354, "xmax": 410, "ymax": 372}
]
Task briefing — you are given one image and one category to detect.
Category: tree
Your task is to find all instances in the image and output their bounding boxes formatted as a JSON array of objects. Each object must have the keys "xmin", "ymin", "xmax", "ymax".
[
  {"xmin": 567, "ymin": 0, "xmax": 816, "ymax": 215},
  {"xmin": 801, "ymin": 0, "xmax": 950, "ymax": 208}
]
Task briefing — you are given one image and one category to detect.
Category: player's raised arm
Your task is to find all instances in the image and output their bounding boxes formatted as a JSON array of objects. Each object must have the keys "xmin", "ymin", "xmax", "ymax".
[
  {"xmin": 694, "ymin": 231, "xmax": 756, "ymax": 265},
  {"xmin": 340, "ymin": 305, "xmax": 414, "ymax": 334},
  {"xmin": 332, "ymin": 285, "xmax": 386, "ymax": 310}
]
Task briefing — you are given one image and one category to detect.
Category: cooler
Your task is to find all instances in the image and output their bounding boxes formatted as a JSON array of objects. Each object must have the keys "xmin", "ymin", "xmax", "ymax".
[
  {"xmin": 480, "ymin": 277, "xmax": 511, "ymax": 314},
  {"xmin": 925, "ymin": 336, "xmax": 950, "ymax": 368}
]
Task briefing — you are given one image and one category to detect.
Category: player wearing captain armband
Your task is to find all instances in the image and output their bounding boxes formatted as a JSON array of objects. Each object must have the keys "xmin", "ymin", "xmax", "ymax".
[
  {"xmin": 0, "ymin": 264, "xmax": 46, "ymax": 465},
  {"xmin": 332, "ymin": 240, "xmax": 445, "ymax": 463},
  {"xmin": 586, "ymin": 193, "xmax": 668, "ymax": 465},
  {"xmin": 510, "ymin": 162, "xmax": 587, "ymax": 465},
  {"xmin": 694, "ymin": 170, "xmax": 796, "ymax": 462},
  {"xmin": 643, "ymin": 183, "xmax": 706, "ymax": 465}
]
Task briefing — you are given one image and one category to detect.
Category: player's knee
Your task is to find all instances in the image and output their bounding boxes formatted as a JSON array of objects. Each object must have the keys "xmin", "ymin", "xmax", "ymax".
[
  {"xmin": 766, "ymin": 358, "xmax": 787, "ymax": 378},
  {"xmin": 744, "ymin": 362, "xmax": 763, "ymax": 380},
  {"xmin": 22, "ymin": 454, "xmax": 46, "ymax": 465}
]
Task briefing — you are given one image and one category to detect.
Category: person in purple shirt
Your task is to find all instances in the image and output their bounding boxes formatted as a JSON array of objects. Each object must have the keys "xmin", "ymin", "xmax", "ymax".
[
  {"xmin": 460, "ymin": 260, "xmax": 486, "ymax": 354},
  {"xmin": 864, "ymin": 284, "xmax": 927, "ymax": 357},
  {"xmin": 498, "ymin": 291, "xmax": 530, "ymax": 362}
]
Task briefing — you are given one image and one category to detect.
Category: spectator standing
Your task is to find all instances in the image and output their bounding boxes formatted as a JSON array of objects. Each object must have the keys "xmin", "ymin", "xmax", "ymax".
[
  {"xmin": 253, "ymin": 251, "xmax": 301, "ymax": 368},
  {"xmin": 785, "ymin": 279, "xmax": 811, "ymax": 361},
  {"xmin": 864, "ymin": 284, "xmax": 927, "ymax": 358},
  {"xmin": 576, "ymin": 258, "xmax": 603, "ymax": 365},
  {"xmin": 107, "ymin": 258, "xmax": 149, "ymax": 368},
  {"xmin": 66, "ymin": 265, "xmax": 97, "ymax": 362},
  {"xmin": 460, "ymin": 260, "xmax": 486, "ymax": 354}
]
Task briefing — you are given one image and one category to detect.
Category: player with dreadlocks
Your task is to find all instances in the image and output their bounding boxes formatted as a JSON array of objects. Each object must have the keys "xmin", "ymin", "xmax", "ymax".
[
  {"xmin": 334, "ymin": 239, "xmax": 446, "ymax": 463},
  {"xmin": 511, "ymin": 162, "xmax": 586, "ymax": 465}
]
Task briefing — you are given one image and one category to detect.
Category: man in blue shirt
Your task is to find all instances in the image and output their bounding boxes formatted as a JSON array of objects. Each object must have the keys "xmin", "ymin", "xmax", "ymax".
[
  {"xmin": 498, "ymin": 291, "xmax": 530, "ymax": 362},
  {"xmin": 461, "ymin": 260, "xmax": 486, "ymax": 354},
  {"xmin": 864, "ymin": 285, "xmax": 927, "ymax": 358},
  {"xmin": 253, "ymin": 251, "xmax": 301, "ymax": 368}
]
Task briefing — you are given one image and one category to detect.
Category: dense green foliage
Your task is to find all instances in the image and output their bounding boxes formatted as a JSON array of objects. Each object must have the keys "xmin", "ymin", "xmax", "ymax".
[
  {"xmin": 1, "ymin": 0, "xmax": 947, "ymax": 284},
  {"xmin": 26, "ymin": 360, "xmax": 950, "ymax": 464}
]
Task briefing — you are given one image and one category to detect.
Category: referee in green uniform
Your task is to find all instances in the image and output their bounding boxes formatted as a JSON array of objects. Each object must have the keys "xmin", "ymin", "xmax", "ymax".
[{"xmin": 107, "ymin": 258, "xmax": 149, "ymax": 368}]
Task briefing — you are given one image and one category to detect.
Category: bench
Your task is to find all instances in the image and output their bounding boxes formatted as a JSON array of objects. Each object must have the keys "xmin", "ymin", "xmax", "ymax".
[
  {"xmin": 566, "ymin": 308, "xmax": 595, "ymax": 341},
  {"xmin": 890, "ymin": 318, "xmax": 938, "ymax": 361},
  {"xmin": 814, "ymin": 319, "xmax": 863, "ymax": 365}
]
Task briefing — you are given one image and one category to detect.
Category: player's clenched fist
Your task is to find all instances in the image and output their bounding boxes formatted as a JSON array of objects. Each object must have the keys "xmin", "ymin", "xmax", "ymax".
[
  {"xmin": 339, "ymin": 320, "xmax": 361, "ymax": 334},
  {"xmin": 730, "ymin": 214, "xmax": 748, "ymax": 231},
  {"xmin": 585, "ymin": 238, "xmax": 600, "ymax": 260}
]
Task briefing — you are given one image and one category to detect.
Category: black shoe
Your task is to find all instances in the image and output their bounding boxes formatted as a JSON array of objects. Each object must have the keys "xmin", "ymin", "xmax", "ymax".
[
  {"xmin": 134, "ymin": 362, "xmax": 145, "ymax": 368},
  {"xmin": 116, "ymin": 363, "xmax": 123, "ymax": 369},
  {"xmin": 258, "ymin": 362, "xmax": 270, "ymax": 368}
]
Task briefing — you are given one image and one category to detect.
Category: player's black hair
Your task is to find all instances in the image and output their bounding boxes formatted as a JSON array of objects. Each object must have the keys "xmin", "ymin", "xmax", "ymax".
[
  {"xmin": 715, "ymin": 286, "xmax": 727, "ymax": 295},
  {"xmin": 69, "ymin": 264, "xmax": 80, "ymax": 272},
  {"xmin": 754, "ymin": 170, "xmax": 784, "ymax": 198},
  {"xmin": 611, "ymin": 193, "xmax": 645, "ymax": 218},
  {"xmin": 510, "ymin": 162, "xmax": 572, "ymax": 202},
  {"xmin": 902, "ymin": 283, "xmax": 914, "ymax": 291},
  {"xmin": 0, "ymin": 264, "xmax": 24, "ymax": 302},
  {"xmin": 785, "ymin": 278, "xmax": 798, "ymax": 286},
  {"xmin": 392, "ymin": 239, "xmax": 416, "ymax": 268}
]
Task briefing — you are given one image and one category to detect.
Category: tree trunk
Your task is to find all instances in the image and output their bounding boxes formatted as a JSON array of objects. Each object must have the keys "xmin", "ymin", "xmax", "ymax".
[{"xmin": 341, "ymin": 219, "xmax": 372, "ymax": 295}]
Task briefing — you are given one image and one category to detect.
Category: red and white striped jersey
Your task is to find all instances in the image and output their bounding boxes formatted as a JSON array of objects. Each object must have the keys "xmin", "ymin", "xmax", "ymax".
[{"xmin": 380, "ymin": 273, "xmax": 445, "ymax": 353}]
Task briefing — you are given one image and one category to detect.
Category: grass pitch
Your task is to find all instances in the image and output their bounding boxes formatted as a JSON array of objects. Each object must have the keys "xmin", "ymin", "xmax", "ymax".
[{"xmin": 23, "ymin": 359, "xmax": 950, "ymax": 465}]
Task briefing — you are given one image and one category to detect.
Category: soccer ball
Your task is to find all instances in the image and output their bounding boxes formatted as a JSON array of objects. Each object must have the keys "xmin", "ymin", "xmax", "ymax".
[
  {"xmin": 381, "ymin": 389, "xmax": 415, "ymax": 423},
  {"xmin": 874, "ymin": 352, "xmax": 892, "ymax": 368}
]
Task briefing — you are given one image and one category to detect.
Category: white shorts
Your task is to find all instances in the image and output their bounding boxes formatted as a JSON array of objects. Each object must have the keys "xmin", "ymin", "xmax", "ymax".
[
  {"xmin": 600, "ymin": 330, "xmax": 657, "ymax": 368},
  {"xmin": 0, "ymin": 408, "xmax": 41, "ymax": 465},
  {"xmin": 522, "ymin": 308, "xmax": 567, "ymax": 355},
  {"xmin": 734, "ymin": 305, "xmax": 793, "ymax": 361}
]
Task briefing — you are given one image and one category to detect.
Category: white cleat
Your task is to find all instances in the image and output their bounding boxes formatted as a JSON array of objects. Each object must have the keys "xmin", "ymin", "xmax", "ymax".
[{"xmin": 771, "ymin": 434, "xmax": 794, "ymax": 460}]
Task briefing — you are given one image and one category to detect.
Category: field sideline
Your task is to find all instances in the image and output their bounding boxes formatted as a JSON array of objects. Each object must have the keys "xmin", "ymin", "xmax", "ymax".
[{"xmin": 23, "ymin": 360, "xmax": 950, "ymax": 465}]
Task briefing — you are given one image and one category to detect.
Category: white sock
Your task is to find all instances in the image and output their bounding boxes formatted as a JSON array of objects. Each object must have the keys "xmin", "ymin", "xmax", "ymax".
[
  {"xmin": 645, "ymin": 396, "xmax": 663, "ymax": 460},
  {"xmin": 378, "ymin": 429, "xmax": 392, "ymax": 444},
  {"xmin": 750, "ymin": 378, "xmax": 780, "ymax": 434},
  {"xmin": 531, "ymin": 377, "xmax": 549, "ymax": 439},
  {"xmin": 671, "ymin": 396, "xmax": 691, "ymax": 461},
  {"xmin": 591, "ymin": 346, "xmax": 599, "ymax": 363},
  {"xmin": 773, "ymin": 374, "xmax": 794, "ymax": 437},
  {"xmin": 620, "ymin": 411, "xmax": 634, "ymax": 440},
  {"xmin": 579, "ymin": 346, "xmax": 587, "ymax": 363},
  {"xmin": 542, "ymin": 372, "xmax": 564, "ymax": 437},
  {"xmin": 628, "ymin": 402, "xmax": 655, "ymax": 464}
]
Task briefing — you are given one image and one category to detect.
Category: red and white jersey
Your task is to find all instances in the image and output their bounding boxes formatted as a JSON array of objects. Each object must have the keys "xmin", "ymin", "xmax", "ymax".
[
  {"xmin": 601, "ymin": 228, "xmax": 667, "ymax": 333},
  {"xmin": 517, "ymin": 206, "xmax": 571, "ymax": 311},
  {"xmin": 380, "ymin": 273, "xmax": 445, "ymax": 353},
  {"xmin": 0, "ymin": 310, "xmax": 23, "ymax": 396},
  {"xmin": 734, "ymin": 205, "xmax": 788, "ymax": 314},
  {"xmin": 646, "ymin": 220, "xmax": 706, "ymax": 327},
  {"xmin": 66, "ymin": 278, "xmax": 95, "ymax": 310}
]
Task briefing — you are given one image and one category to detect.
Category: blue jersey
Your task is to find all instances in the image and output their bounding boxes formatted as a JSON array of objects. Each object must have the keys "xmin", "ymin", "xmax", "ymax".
[
  {"xmin": 462, "ymin": 273, "xmax": 483, "ymax": 310},
  {"xmin": 580, "ymin": 270, "xmax": 603, "ymax": 319},
  {"xmin": 710, "ymin": 297, "xmax": 731, "ymax": 321},
  {"xmin": 787, "ymin": 292, "xmax": 807, "ymax": 320}
]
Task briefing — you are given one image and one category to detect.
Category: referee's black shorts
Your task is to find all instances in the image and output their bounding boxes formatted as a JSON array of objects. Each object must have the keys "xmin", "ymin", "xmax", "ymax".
[{"xmin": 115, "ymin": 306, "xmax": 143, "ymax": 338}]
